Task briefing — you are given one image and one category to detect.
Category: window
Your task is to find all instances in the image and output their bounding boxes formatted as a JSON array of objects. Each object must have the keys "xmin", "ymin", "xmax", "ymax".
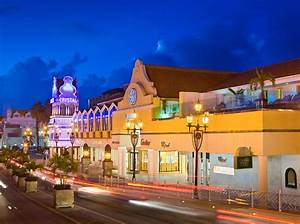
[
  {"xmin": 276, "ymin": 88, "xmax": 283, "ymax": 99},
  {"xmin": 159, "ymin": 151, "xmax": 179, "ymax": 172},
  {"xmin": 109, "ymin": 106, "xmax": 117, "ymax": 130},
  {"xmin": 60, "ymin": 104, "xmax": 66, "ymax": 115},
  {"xmin": 82, "ymin": 114, "xmax": 88, "ymax": 131},
  {"xmin": 128, "ymin": 151, "xmax": 139, "ymax": 172},
  {"xmin": 140, "ymin": 151, "xmax": 148, "ymax": 171},
  {"xmin": 285, "ymin": 168, "xmax": 297, "ymax": 188},
  {"xmin": 88, "ymin": 113, "xmax": 94, "ymax": 131},
  {"xmin": 69, "ymin": 105, "xmax": 75, "ymax": 115},
  {"xmin": 102, "ymin": 108, "xmax": 109, "ymax": 131},
  {"xmin": 95, "ymin": 111, "xmax": 101, "ymax": 131}
]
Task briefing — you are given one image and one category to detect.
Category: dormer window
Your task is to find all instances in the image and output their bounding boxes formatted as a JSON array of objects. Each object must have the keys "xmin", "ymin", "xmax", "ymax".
[{"xmin": 13, "ymin": 113, "xmax": 20, "ymax": 118}]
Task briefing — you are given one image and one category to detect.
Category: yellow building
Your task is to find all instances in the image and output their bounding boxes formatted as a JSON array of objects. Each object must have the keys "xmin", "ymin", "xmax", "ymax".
[{"xmin": 75, "ymin": 58, "xmax": 300, "ymax": 194}]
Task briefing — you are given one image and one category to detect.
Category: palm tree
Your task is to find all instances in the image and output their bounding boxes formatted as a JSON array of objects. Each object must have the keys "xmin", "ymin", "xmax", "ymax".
[
  {"xmin": 249, "ymin": 68, "xmax": 275, "ymax": 107},
  {"xmin": 48, "ymin": 154, "xmax": 78, "ymax": 187},
  {"xmin": 31, "ymin": 102, "xmax": 49, "ymax": 150}
]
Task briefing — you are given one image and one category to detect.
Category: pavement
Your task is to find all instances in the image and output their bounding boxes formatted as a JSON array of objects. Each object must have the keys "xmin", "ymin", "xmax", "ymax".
[{"xmin": 0, "ymin": 168, "xmax": 300, "ymax": 224}]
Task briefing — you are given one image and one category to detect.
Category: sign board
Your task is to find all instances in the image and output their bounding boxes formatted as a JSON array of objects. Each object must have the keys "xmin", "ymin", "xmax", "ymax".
[
  {"xmin": 141, "ymin": 138, "xmax": 150, "ymax": 146},
  {"xmin": 213, "ymin": 166, "xmax": 234, "ymax": 175},
  {"xmin": 234, "ymin": 156, "xmax": 253, "ymax": 169}
]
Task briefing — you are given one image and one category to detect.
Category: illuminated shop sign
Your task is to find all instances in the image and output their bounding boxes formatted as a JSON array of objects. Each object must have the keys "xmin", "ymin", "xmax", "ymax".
[
  {"xmin": 141, "ymin": 139, "xmax": 150, "ymax": 146},
  {"xmin": 59, "ymin": 98, "xmax": 78, "ymax": 103}
]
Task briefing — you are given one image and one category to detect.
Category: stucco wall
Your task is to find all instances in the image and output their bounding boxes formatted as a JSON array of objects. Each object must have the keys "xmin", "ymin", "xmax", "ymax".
[{"xmin": 209, "ymin": 153, "xmax": 258, "ymax": 190}]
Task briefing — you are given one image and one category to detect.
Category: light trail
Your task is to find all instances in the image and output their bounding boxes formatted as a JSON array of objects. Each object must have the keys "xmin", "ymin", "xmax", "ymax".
[
  {"xmin": 0, "ymin": 179, "xmax": 7, "ymax": 189},
  {"xmin": 129, "ymin": 200, "xmax": 213, "ymax": 217},
  {"xmin": 217, "ymin": 214, "xmax": 264, "ymax": 224},
  {"xmin": 217, "ymin": 209, "xmax": 297, "ymax": 224}
]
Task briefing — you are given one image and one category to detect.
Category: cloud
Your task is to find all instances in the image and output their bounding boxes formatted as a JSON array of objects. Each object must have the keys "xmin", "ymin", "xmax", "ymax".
[
  {"xmin": 78, "ymin": 73, "xmax": 106, "ymax": 108},
  {"xmin": 0, "ymin": 54, "xmax": 105, "ymax": 112},
  {"xmin": 0, "ymin": 57, "xmax": 55, "ymax": 113},
  {"xmin": 60, "ymin": 53, "xmax": 88, "ymax": 75}
]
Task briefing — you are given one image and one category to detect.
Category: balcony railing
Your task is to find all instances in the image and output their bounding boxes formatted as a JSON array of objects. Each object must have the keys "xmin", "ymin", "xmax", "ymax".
[{"xmin": 181, "ymin": 92, "xmax": 300, "ymax": 116}]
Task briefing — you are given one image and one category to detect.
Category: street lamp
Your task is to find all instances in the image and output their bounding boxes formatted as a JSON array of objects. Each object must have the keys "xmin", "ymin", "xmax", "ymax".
[
  {"xmin": 23, "ymin": 128, "xmax": 33, "ymax": 153},
  {"xmin": 52, "ymin": 127, "xmax": 61, "ymax": 155},
  {"xmin": 186, "ymin": 100, "xmax": 209, "ymax": 199},
  {"xmin": 40, "ymin": 125, "xmax": 49, "ymax": 159},
  {"xmin": 126, "ymin": 112, "xmax": 143, "ymax": 181},
  {"xmin": 67, "ymin": 127, "xmax": 78, "ymax": 161}
]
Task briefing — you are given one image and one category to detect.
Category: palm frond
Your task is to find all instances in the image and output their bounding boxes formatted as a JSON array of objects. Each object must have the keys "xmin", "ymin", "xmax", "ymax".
[{"xmin": 228, "ymin": 88, "xmax": 236, "ymax": 95}]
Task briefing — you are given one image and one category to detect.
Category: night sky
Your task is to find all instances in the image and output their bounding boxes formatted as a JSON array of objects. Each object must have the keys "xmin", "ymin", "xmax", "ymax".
[{"xmin": 0, "ymin": 0, "xmax": 300, "ymax": 113}]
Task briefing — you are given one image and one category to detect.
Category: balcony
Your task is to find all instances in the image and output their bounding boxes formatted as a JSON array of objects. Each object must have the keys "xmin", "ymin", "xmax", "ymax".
[
  {"xmin": 102, "ymin": 131, "xmax": 111, "ymax": 139},
  {"xmin": 181, "ymin": 92, "xmax": 300, "ymax": 117},
  {"xmin": 88, "ymin": 131, "xmax": 95, "ymax": 138}
]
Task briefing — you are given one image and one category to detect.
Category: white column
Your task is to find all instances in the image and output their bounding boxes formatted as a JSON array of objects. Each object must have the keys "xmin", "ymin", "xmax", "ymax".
[
  {"xmin": 148, "ymin": 149, "xmax": 159, "ymax": 182},
  {"xmin": 118, "ymin": 147, "xmax": 126, "ymax": 178},
  {"xmin": 257, "ymin": 155, "xmax": 268, "ymax": 192}
]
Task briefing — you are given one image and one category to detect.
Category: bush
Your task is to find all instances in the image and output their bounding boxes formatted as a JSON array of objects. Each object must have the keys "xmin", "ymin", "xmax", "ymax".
[
  {"xmin": 54, "ymin": 184, "xmax": 71, "ymax": 190},
  {"xmin": 25, "ymin": 176, "xmax": 38, "ymax": 181},
  {"xmin": 13, "ymin": 168, "xmax": 27, "ymax": 177}
]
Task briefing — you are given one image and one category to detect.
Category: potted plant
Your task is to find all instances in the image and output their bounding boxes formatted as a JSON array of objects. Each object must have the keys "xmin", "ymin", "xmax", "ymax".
[
  {"xmin": 48, "ymin": 154, "xmax": 78, "ymax": 208},
  {"xmin": 14, "ymin": 167, "xmax": 27, "ymax": 188},
  {"xmin": 24, "ymin": 160, "xmax": 43, "ymax": 193}
]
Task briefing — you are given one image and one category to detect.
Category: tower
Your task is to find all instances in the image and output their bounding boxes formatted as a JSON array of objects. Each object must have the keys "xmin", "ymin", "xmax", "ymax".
[{"xmin": 48, "ymin": 76, "xmax": 79, "ymax": 157}]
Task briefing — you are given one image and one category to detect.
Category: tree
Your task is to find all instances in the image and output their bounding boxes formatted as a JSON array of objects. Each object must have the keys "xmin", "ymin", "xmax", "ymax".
[
  {"xmin": 48, "ymin": 154, "xmax": 78, "ymax": 188},
  {"xmin": 249, "ymin": 68, "xmax": 275, "ymax": 106}
]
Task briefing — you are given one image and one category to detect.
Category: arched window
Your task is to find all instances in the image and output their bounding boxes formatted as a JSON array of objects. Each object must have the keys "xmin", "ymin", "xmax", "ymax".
[
  {"xmin": 82, "ymin": 113, "xmax": 88, "ymax": 132},
  {"xmin": 102, "ymin": 108, "xmax": 109, "ymax": 131},
  {"xmin": 69, "ymin": 105, "xmax": 75, "ymax": 115},
  {"xmin": 60, "ymin": 104, "xmax": 66, "ymax": 115},
  {"xmin": 88, "ymin": 112, "xmax": 94, "ymax": 131},
  {"xmin": 109, "ymin": 106, "xmax": 117, "ymax": 130},
  {"xmin": 78, "ymin": 116, "xmax": 82, "ymax": 132},
  {"xmin": 285, "ymin": 168, "xmax": 297, "ymax": 188},
  {"xmin": 95, "ymin": 111, "xmax": 101, "ymax": 131}
]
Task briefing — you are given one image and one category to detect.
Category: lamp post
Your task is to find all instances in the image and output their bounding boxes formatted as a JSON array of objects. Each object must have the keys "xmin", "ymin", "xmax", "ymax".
[
  {"xmin": 23, "ymin": 128, "xmax": 33, "ymax": 153},
  {"xmin": 40, "ymin": 125, "xmax": 49, "ymax": 159},
  {"xmin": 186, "ymin": 100, "xmax": 209, "ymax": 199},
  {"xmin": 52, "ymin": 127, "xmax": 61, "ymax": 155},
  {"xmin": 126, "ymin": 112, "xmax": 143, "ymax": 182},
  {"xmin": 67, "ymin": 127, "xmax": 78, "ymax": 161}
]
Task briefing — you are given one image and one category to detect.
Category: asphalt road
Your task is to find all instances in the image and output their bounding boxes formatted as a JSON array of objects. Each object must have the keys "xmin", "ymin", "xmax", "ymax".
[
  {"xmin": 1, "ymin": 170, "xmax": 296, "ymax": 224},
  {"xmin": 0, "ymin": 171, "xmax": 216, "ymax": 224},
  {"xmin": 0, "ymin": 175, "xmax": 74, "ymax": 224}
]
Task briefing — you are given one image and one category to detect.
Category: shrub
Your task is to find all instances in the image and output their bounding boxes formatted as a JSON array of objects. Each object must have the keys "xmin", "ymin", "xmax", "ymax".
[
  {"xmin": 48, "ymin": 154, "xmax": 78, "ymax": 188},
  {"xmin": 13, "ymin": 168, "xmax": 27, "ymax": 177}
]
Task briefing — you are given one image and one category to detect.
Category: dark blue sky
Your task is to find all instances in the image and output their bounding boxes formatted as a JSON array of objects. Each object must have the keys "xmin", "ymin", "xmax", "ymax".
[{"xmin": 1, "ymin": 0, "xmax": 300, "ymax": 112}]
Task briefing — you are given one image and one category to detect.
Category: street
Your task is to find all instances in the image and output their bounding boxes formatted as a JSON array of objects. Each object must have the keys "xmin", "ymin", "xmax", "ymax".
[{"xmin": 1, "ymin": 169, "xmax": 299, "ymax": 224}]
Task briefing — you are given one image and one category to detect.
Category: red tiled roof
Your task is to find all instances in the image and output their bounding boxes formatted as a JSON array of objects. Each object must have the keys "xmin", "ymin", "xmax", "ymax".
[
  {"xmin": 144, "ymin": 58, "xmax": 300, "ymax": 97},
  {"xmin": 214, "ymin": 58, "xmax": 300, "ymax": 90},
  {"xmin": 145, "ymin": 65, "xmax": 236, "ymax": 98}
]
